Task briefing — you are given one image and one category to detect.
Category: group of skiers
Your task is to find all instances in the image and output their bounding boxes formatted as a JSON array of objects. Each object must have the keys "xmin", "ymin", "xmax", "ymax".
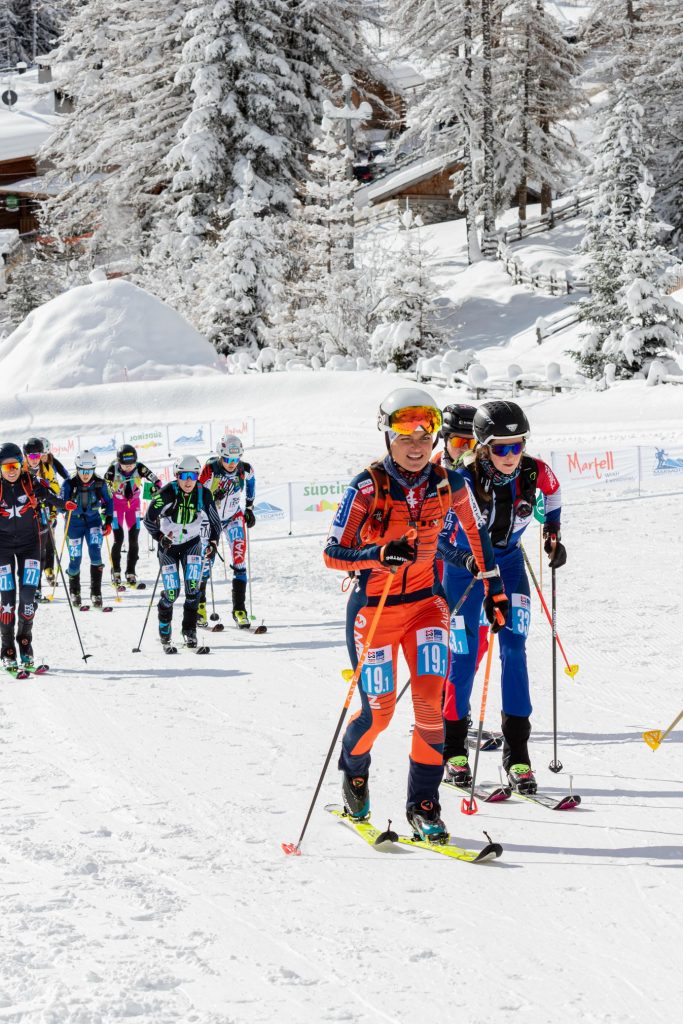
[
  {"xmin": 324, "ymin": 388, "xmax": 565, "ymax": 845},
  {"xmin": 0, "ymin": 433, "xmax": 257, "ymax": 670}
]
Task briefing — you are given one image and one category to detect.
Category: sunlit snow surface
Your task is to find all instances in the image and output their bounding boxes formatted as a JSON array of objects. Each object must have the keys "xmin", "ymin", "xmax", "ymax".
[{"xmin": 0, "ymin": 370, "xmax": 680, "ymax": 1022}]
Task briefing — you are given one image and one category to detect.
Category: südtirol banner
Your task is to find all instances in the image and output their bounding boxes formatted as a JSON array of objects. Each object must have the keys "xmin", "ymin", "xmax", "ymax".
[
  {"xmin": 290, "ymin": 480, "xmax": 348, "ymax": 520},
  {"xmin": 550, "ymin": 447, "xmax": 639, "ymax": 495},
  {"xmin": 124, "ymin": 426, "xmax": 167, "ymax": 461}
]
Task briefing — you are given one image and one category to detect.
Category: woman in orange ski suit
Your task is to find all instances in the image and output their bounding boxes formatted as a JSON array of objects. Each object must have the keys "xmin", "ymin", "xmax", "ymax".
[{"xmin": 323, "ymin": 389, "xmax": 507, "ymax": 827}]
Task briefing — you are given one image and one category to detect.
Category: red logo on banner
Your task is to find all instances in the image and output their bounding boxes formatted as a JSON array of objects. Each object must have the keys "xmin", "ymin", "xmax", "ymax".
[{"xmin": 566, "ymin": 451, "xmax": 615, "ymax": 480}]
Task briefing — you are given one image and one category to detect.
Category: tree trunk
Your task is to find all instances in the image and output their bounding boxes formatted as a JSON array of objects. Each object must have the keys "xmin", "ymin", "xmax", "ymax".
[{"xmin": 480, "ymin": 0, "xmax": 497, "ymax": 256}]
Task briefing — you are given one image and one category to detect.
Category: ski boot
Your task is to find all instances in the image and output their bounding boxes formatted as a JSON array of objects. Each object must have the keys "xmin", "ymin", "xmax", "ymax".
[
  {"xmin": 506, "ymin": 764, "xmax": 537, "ymax": 795},
  {"xmin": 34, "ymin": 588, "xmax": 44, "ymax": 603},
  {"xmin": 2, "ymin": 639, "xmax": 18, "ymax": 672},
  {"xmin": 197, "ymin": 602, "xmax": 208, "ymax": 627},
  {"xmin": 111, "ymin": 571, "xmax": 124, "ymax": 591},
  {"xmin": 444, "ymin": 755, "xmax": 472, "ymax": 788},
  {"xmin": 182, "ymin": 629, "xmax": 198, "ymax": 649},
  {"xmin": 68, "ymin": 573, "xmax": 81, "ymax": 607},
  {"xmin": 125, "ymin": 573, "xmax": 138, "ymax": 589},
  {"xmin": 232, "ymin": 578, "xmax": 250, "ymax": 629},
  {"xmin": 342, "ymin": 774, "xmax": 370, "ymax": 820},
  {"xmin": 18, "ymin": 635, "xmax": 34, "ymax": 670},
  {"xmin": 44, "ymin": 568, "xmax": 56, "ymax": 587},
  {"xmin": 159, "ymin": 620, "xmax": 175, "ymax": 653},
  {"xmin": 406, "ymin": 799, "xmax": 449, "ymax": 844},
  {"xmin": 91, "ymin": 565, "xmax": 104, "ymax": 608}
]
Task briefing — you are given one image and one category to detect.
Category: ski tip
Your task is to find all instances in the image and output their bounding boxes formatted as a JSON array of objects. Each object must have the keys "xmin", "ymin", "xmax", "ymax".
[
  {"xmin": 281, "ymin": 842, "xmax": 301, "ymax": 857},
  {"xmin": 475, "ymin": 842, "xmax": 503, "ymax": 863},
  {"xmin": 556, "ymin": 795, "xmax": 582, "ymax": 810}
]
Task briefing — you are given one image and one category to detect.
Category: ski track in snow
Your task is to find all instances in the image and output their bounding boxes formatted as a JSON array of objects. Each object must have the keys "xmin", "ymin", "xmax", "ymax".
[{"xmin": 0, "ymin": 489, "xmax": 681, "ymax": 1019}]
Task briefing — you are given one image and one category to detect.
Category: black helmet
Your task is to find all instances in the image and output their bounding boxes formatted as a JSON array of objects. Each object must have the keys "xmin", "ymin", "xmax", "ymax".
[
  {"xmin": 23, "ymin": 436, "xmax": 45, "ymax": 455},
  {"xmin": 0, "ymin": 442, "xmax": 24, "ymax": 465},
  {"xmin": 441, "ymin": 404, "xmax": 475, "ymax": 439},
  {"xmin": 473, "ymin": 401, "xmax": 530, "ymax": 446},
  {"xmin": 117, "ymin": 443, "xmax": 137, "ymax": 463}
]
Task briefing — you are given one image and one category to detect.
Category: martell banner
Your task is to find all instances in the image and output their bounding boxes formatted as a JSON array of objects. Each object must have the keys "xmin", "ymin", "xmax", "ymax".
[{"xmin": 550, "ymin": 447, "xmax": 639, "ymax": 495}]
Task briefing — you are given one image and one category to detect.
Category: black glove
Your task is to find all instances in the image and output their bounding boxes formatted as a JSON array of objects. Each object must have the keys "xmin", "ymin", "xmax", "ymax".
[
  {"xmin": 244, "ymin": 506, "xmax": 256, "ymax": 528},
  {"xmin": 484, "ymin": 590, "xmax": 509, "ymax": 633},
  {"xmin": 464, "ymin": 554, "xmax": 478, "ymax": 576},
  {"xmin": 159, "ymin": 534, "xmax": 173, "ymax": 551},
  {"xmin": 204, "ymin": 541, "xmax": 217, "ymax": 559},
  {"xmin": 380, "ymin": 537, "xmax": 417, "ymax": 567},
  {"xmin": 543, "ymin": 527, "xmax": 567, "ymax": 569}
]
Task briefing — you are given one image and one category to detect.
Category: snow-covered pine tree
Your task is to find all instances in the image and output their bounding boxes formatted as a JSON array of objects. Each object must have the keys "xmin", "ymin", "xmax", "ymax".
[
  {"xmin": 280, "ymin": 116, "xmax": 364, "ymax": 362},
  {"xmin": 498, "ymin": 0, "xmax": 583, "ymax": 221},
  {"xmin": 574, "ymin": 84, "xmax": 660, "ymax": 377},
  {"xmin": 12, "ymin": 1, "xmax": 65, "ymax": 59},
  {"xmin": 38, "ymin": 1, "xmax": 189, "ymax": 280},
  {"xmin": 601, "ymin": 181, "xmax": 683, "ymax": 375},
  {"xmin": 0, "ymin": 2, "xmax": 25, "ymax": 64},
  {"xmin": 369, "ymin": 209, "xmax": 443, "ymax": 371},
  {"xmin": 635, "ymin": 0, "xmax": 683, "ymax": 252},
  {"xmin": 196, "ymin": 161, "xmax": 282, "ymax": 355},
  {"xmin": 389, "ymin": 0, "xmax": 485, "ymax": 262}
]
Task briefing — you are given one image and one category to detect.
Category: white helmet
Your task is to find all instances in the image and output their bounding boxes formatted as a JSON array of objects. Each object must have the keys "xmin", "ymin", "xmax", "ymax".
[
  {"xmin": 217, "ymin": 434, "xmax": 243, "ymax": 461},
  {"xmin": 75, "ymin": 450, "xmax": 97, "ymax": 471},
  {"xmin": 377, "ymin": 387, "xmax": 442, "ymax": 435},
  {"xmin": 40, "ymin": 436, "xmax": 51, "ymax": 453},
  {"xmin": 173, "ymin": 454, "xmax": 201, "ymax": 476}
]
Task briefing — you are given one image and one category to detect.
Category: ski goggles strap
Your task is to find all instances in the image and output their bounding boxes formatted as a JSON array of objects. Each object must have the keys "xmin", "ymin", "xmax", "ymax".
[{"xmin": 387, "ymin": 406, "xmax": 442, "ymax": 436}]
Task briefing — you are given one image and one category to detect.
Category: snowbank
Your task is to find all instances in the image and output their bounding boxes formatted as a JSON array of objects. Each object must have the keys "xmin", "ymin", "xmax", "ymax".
[{"xmin": 0, "ymin": 278, "xmax": 224, "ymax": 390}]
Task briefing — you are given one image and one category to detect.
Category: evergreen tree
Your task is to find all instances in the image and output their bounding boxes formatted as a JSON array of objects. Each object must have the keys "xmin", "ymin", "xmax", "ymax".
[
  {"xmin": 369, "ymin": 210, "xmax": 443, "ymax": 371},
  {"xmin": 278, "ymin": 116, "xmax": 364, "ymax": 361},
  {"xmin": 13, "ymin": 1, "xmax": 65, "ymax": 59},
  {"xmin": 197, "ymin": 162, "xmax": 283, "ymax": 354},
  {"xmin": 602, "ymin": 181, "xmax": 683, "ymax": 375},
  {"xmin": 0, "ymin": 2, "xmax": 25, "ymax": 64},
  {"xmin": 498, "ymin": 0, "xmax": 583, "ymax": 221}
]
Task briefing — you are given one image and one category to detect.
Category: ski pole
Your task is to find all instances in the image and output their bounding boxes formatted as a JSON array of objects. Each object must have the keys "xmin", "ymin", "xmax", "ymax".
[
  {"xmin": 46, "ymin": 509, "xmax": 71, "ymax": 601},
  {"xmin": 282, "ymin": 565, "xmax": 398, "ymax": 857},
  {"xmin": 395, "ymin": 574, "xmax": 477, "ymax": 706},
  {"xmin": 46, "ymin": 517, "xmax": 91, "ymax": 662},
  {"xmin": 102, "ymin": 530, "xmax": 122, "ymax": 603},
  {"xmin": 246, "ymin": 529, "xmax": 254, "ymax": 621},
  {"xmin": 643, "ymin": 709, "xmax": 683, "ymax": 751},
  {"xmin": 221, "ymin": 535, "xmax": 228, "ymax": 581},
  {"xmin": 548, "ymin": 566, "xmax": 562, "ymax": 773},
  {"xmin": 132, "ymin": 559, "xmax": 163, "ymax": 653},
  {"xmin": 462, "ymin": 628, "xmax": 498, "ymax": 814},
  {"xmin": 209, "ymin": 566, "xmax": 219, "ymax": 621},
  {"xmin": 521, "ymin": 545, "xmax": 578, "ymax": 678}
]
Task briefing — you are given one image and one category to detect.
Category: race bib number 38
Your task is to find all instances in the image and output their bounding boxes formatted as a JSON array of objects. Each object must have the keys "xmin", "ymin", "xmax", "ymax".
[
  {"xmin": 417, "ymin": 627, "xmax": 448, "ymax": 677},
  {"xmin": 360, "ymin": 645, "xmax": 394, "ymax": 695}
]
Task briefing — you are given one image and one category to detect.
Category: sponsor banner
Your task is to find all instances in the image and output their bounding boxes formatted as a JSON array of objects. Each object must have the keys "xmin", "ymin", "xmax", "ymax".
[
  {"xmin": 210, "ymin": 417, "xmax": 256, "ymax": 448},
  {"xmin": 166, "ymin": 422, "xmax": 212, "ymax": 458},
  {"xmin": 124, "ymin": 426, "xmax": 168, "ymax": 456},
  {"xmin": 290, "ymin": 480, "xmax": 348, "ymax": 519},
  {"xmin": 253, "ymin": 484, "xmax": 289, "ymax": 523},
  {"xmin": 49, "ymin": 435, "xmax": 79, "ymax": 464},
  {"xmin": 640, "ymin": 444, "xmax": 683, "ymax": 493},
  {"xmin": 78, "ymin": 431, "xmax": 124, "ymax": 465},
  {"xmin": 550, "ymin": 447, "xmax": 639, "ymax": 495}
]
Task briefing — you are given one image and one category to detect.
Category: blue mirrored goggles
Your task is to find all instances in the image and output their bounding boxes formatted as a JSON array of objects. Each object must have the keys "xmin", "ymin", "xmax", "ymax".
[
  {"xmin": 177, "ymin": 471, "xmax": 199, "ymax": 481},
  {"xmin": 222, "ymin": 452, "xmax": 240, "ymax": 462},
  {"xmin": 490, "ymin": 441, "xmax": 525, "ymax": 457}
]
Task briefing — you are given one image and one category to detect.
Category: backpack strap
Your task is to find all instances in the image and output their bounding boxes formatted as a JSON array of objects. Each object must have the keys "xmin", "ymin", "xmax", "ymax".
[
  {"xmin": 433, "ymin": 464, "xmax": 452, "ymax": 521},
  {"xmin": 517, "ymin": 456, "xmax": 539, "ymax": 504},
  {"xmin": 366, "ymin": 461, "xmax": 392, "ymax": 538}
]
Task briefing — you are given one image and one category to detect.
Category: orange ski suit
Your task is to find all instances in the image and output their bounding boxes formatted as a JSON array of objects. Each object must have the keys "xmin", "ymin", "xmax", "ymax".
[{"xmin": 324, "ymin": 457, "xmax": 500, "ymax": 806}]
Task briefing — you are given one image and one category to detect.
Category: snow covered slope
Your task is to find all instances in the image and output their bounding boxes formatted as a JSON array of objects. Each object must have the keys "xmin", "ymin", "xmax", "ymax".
[
  {"xmin": 0, "ymin": 369, "xmax": 681, "ymax": 1023},
  {"xmin": 0, "ymin": 278, "xmax": 223, "ymax": 390}
]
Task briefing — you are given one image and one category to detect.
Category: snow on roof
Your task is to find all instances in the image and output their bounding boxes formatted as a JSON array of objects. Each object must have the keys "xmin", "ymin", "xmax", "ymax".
[
  {"xmin": 0, "ymin": 172, "xmax": 109, "ymax": 197},
  {"xmin": 0, "ymin": 278, "xmax": 224, "ymax": 390},
  {"xmin": 0, "ymin": 67, "xmax": 61, "ymax": 162},
  {"xmin": 378, "ymin": 61, "xmax": 424, "ymax": 92},
  {"xmin": 355, "ymin": 151, "xmax": 463, "ymax": 207}
]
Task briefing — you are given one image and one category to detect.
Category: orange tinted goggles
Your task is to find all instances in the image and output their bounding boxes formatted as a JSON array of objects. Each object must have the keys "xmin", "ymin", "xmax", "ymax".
[
  {"xmin": 447, "ymin": 436, "xmax": 476, "ymax": 451},
  {"xmin": 389, "ymin": 406, "xmax": 443, "ymax": 436},
  {"xmin": 1, "ymin": 461, "xmax": 21, "ymax": 472}
]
